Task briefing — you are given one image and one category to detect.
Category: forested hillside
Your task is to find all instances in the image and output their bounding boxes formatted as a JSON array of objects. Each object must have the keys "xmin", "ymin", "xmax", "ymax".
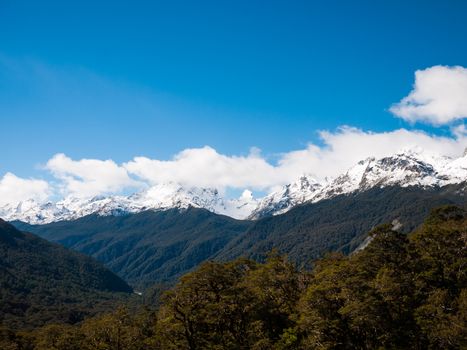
[
  {"xmin": 218, "ymin": 184, "xmax": 466, "ymax": 264},
  {"xmin": 3, "ymin": 206, "xmax": 466, "ymax": 349},
  {"xmin": 0, "ymin": 219, "xmax": 132, "ymax": 329},
  {"xmin": 14, "ymin": 184, "xmax": 465, "ymax": 288},
  {"xmin": 15, "ymin": 208, "xmax": 252, "ymax": 288}
]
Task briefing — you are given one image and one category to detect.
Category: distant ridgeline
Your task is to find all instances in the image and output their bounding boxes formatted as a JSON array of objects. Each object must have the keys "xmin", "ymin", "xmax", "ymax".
[
  {"xmin": 15, "ymin": 183, "xmax": 466, "ymax": 288},
  {"xmin": 3, "ymin": 149, "xmax": 467, "ymax": 225},
  {"xmin": 1, "ymin": 206, "xmax": 466, "ymax": 349}
]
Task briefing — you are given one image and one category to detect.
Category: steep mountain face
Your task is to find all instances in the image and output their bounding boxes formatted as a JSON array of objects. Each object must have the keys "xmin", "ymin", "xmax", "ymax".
[
  {"xmin": 217, "ymin": 183, "xmax": 466, "ymax": 265},
  {"xmin": 0, "ymin": 219, "xmax": 132, "ymax": 329},
  {"xmin": 250, "ymin": 150, "xmax": 467, "ymax": 219},
  {"xmin": 14, "ymin": 208, "xmax": 252, "ymax": 288},
  {"xmin": 249, "ymin": 175, "xmax": 322, "ymax": 219}
]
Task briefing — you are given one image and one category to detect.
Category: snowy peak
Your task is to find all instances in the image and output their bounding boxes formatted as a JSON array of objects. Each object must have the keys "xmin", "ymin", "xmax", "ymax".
[
  {"xmin": 251, "ymin": 150, "xmax": 467, "ymax": 219},
  {"xmin": 327, "ymin": 152, "xmax": 439, "ymax": 194},
  {"xmin": 129, "ymin": 183, "xmax": 258, "ymax": 219},
  {"xmin": 0, "ymin": 182, "xmax": 258, "ymax": 224},
  {"xmin": 0, "ymin": 196, "xmax": 131, "ymax": 225},
  {"xmin": 324, "ymin": 149, "xmax": 467, "ymax": 198},
  {"xmin": 354, "ymin": 150, "xmax": 465, "ymax": 188},
  {"xmin": 249, "ymin": 175, "xmax": 321, "ymax": 219},
  {"xmin": 288, "ymin": 175, "xmax": 322, "ymax": 196},
  {"xmin": 1, "ymin": 149, "xmax": 465, "ymax": 224},
  {"xmin": 128, "ymin": 182, "xmax": 224, "ymax": 212}
]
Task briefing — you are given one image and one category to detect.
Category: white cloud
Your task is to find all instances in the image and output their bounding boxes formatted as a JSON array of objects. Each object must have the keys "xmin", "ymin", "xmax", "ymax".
[
  {"xmin": 451, "ymin": 124, "xmax": 467, "ymax": 139},
  {"xmin": 2, "ymin": 127, "xmax": 465, "ymax": 203},
  {"xmin": 0, "ymin": 173, "xmax": 50, "ymax": 207},
  {"xmin": 124, "ymin": 146, "xmax": 282, "ymax": 190},
  {"xmin": 46, "ymin": 153, "xmax": 142, "ymax": 197},
  {"xmin": 122, "ymin": 127, "xmax": 466, "ymax": 192},
  {"xmin": 276, "ymin": 127, "xmax": 466, "ymax": 181},
  {"xmin": 390, "ymin": 65, "xmax": 467, "ymax": 125}
]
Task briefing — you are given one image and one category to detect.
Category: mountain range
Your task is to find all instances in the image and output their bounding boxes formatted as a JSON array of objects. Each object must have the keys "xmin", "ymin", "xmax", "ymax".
[
  {"xmin": 250, "ymin": 149, "xmax": 467, "ymax": 218},
  {"xmin": 2, "ymin": 149, "xmax": 466, "ymax": 224},
  {"xmin": 14, "ymin": 208, "xmax": 251, "ymax": 288},
  {"xmin": 14, "ymin": 183, "xmax": 466, "ymax": 288},
  {"xmin": 4, "ymin": 148, "xmax": 467, "ymax": 289},
  {"xmin": 1, "ymin": 182, "xmax": 258, "ymax": 224}
]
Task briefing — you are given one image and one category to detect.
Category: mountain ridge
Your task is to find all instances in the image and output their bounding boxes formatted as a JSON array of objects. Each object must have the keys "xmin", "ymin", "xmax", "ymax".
[
  {"xmin": 14, "ymin": 207, "xmax": 252, "ymax": 288},
  {"xmin": 2, "ymin": 149, "xmax": 466, "ymax": 224},
  {"xmin": 14, "ymin": 183, "xmax": 466, "ymax": 288},
  {"xmin": 250, "ymin": 149, "xmax": 466, "ymax": 219}
]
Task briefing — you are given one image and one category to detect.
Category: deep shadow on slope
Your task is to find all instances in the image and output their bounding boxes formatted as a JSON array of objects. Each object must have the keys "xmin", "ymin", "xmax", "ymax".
[
  {"xmin": 0, "ymin": 219, "xmax": 132, "ymax": 329},
  {"xmin": 15, "ymin": 208, "xmax": 252, "ymax": 288},
  {"xmin": 215, "ymin": 184, "xmax": 466, "ymax": 265},
  {"xmin": 14, "ymin": 184, "xmax": 466, "ymax": 288}
]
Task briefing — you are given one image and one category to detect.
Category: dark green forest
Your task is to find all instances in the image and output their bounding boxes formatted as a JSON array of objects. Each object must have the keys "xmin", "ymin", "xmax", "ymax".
[
  {"xmin": 0, "ymin": 219, "xmax": 132, "ymax": 330},
  {"xmin": 14, "ymin": 207, "xmax": 252, "ymax": 288},
  {"xmin": 2, "ymin": 206, "xmax": 466, "ymax": 349},
  {"xmin": 15, "ymin": 184, "xmax": 466, "ymax": 289},
  {"xmin": 217, "ymin": 184, "xmax": 467, "ymax": 263}
]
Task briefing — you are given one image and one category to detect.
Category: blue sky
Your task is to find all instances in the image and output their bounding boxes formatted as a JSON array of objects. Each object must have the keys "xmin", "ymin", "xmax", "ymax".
[{"xmin": 0, "ymin": 0, "xmax": 466, "ymax": 201}]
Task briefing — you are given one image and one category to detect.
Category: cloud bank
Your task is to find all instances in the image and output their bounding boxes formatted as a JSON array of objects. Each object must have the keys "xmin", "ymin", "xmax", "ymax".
[
  {"xmin": 390, "ymin": 65, "xmax": 467, "ymax": 125},
  {"xmin": 46, "ymin": 153, "xmax": 142, "ymax": 198},
  {"xmin": 2, "ymin": 65, "xmax": 466, "ymax": 205},
  {"xmin": 123, "ymin": 147, "xmax": 282, "ymax": 190},
  {"xmin": 123, "ymin": 127, "xmax": 466, "ymax": 192},
  {"xmin": 0, "ymin": 173, "xmax": 50, "ymax": 207},
  {"xmin": 3, "ymin": 126, "xmax": 465, "ymax": 206}
]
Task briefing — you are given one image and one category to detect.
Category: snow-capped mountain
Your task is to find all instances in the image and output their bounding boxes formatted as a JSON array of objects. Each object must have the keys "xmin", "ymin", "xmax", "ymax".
[
  {"xmin": 0, "ymin": 183, "xmax": 258, "ymax": 224},
  {"xmin": 248, "ymin": 175, "xmax": 322, "ymax": 219},
  {"xmin": 249, "ymin": 149, "xmax": 467, "ymax": 219},
  {"xmin": 1, "ymin": 149, "xmax": 465, "ymax": 224}
]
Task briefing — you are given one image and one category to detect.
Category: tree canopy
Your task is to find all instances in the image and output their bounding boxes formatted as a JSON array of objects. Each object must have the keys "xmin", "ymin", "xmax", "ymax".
[{"xmin": 2, "ymin": 206, "xmax": 466, "ymax": 349}]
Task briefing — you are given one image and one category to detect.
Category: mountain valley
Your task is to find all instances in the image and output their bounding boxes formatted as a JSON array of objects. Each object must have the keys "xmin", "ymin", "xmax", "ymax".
[
  {"xmin": 6, "ymin": 149, "xmax": 466, "ymax": 288},
  {"xmin": 0, "ymin": 219, "xmax": 132, "ymax": 329}
]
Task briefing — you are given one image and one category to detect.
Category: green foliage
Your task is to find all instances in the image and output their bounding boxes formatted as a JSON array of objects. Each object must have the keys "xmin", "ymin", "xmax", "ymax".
[
  {"xmin": 15, "ymin": 185, "xmax": 466, "ymax": 289},
  {"xmin": 2, "ymin": 205, "xmax": 466, "ymax": 349},
  {"xmin": 295, "ymin": 205, "xmax": 467, "ymax": 349},
  {"xmin": 0, "ymin": 219, "xmax": 132, "ymax": 329},
  {"xmin": 5, "ymin": 307, "xmax": 159, "ymax": 350},
  {"xmin": 156, "ymin": 254, "xmax": 306, "ymax": 349},
  {"xmin": 158, "ymin": 259, "xmax": 258, "ymax": 349},
  {"xmin": 15, "ymin": 207, "xmax": 252, "ymax": 288},
  {"xmin": 218, "ymin": 184, "xmax": 466, "ymax": 266}
]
